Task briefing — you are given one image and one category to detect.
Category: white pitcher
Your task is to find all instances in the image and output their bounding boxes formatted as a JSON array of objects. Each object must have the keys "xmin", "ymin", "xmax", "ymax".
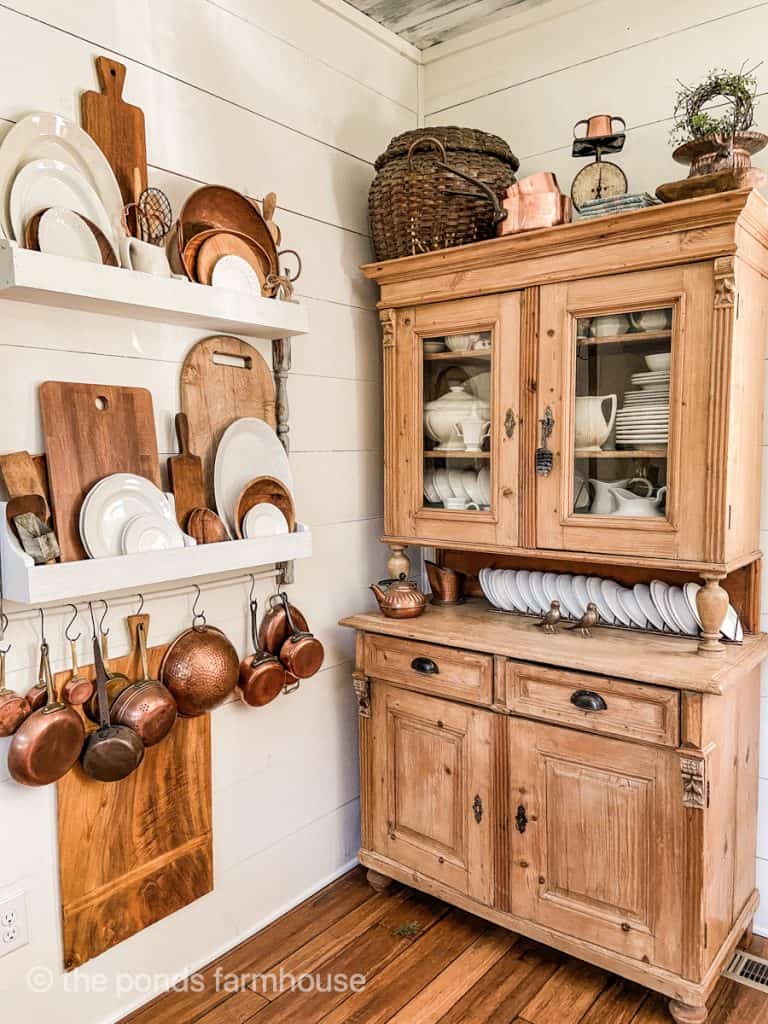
[
  {"xmin": 588, "ymin": 477, "xmax": 652, "ymax": 515},
  {"xmin": 574, "ymin": 394, "xmax": 617, "ymax": 450},
  {"xmin": 610, "ymin": 485, "xmax": 667, "ymax": 517}
]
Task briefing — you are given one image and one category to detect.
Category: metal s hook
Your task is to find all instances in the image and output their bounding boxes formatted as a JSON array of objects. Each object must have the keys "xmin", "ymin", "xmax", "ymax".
[
  {"xmin": 249, "ymin": 574, "xmax": 258, "ymax": 603},
  {"xmin": 65, "ymin": 605, "xmax": 81, "ymax": 643},
  {"xmin": 98, "ymin": 598, "xmax": 110, "ymax": 637},
  {"xmin": 38, "ymin": 607, "xmax": 47, "ymax": 646},
  {"xmin": 135, "ymin": 594, "xmax": 145, "ymax": 616},
  {"xmin": 192, "ymin": 585, "xmax": 206, "ymax": 628}
]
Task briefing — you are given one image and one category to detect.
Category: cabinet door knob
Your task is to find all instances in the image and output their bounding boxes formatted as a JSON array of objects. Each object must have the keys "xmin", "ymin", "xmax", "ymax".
[
  {"xmin": 504, "ymin": 408, "xmax": 516, "ymax": 438},
  {"xmin": 411, "ymin": 657, "xmax": 439, "ymax": 675},
  {"xmin": 515, "ymin": 805, "xmax": 528, "ymax": 834},
  {"xmin": 570, "ymin": 689, "xmax": 607, "ymax": 712}
]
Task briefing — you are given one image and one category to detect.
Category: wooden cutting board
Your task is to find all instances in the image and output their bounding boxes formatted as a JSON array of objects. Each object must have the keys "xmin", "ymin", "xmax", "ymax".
[
  {"xmin": 0, "ymin": 450, "xmax": 50, "ymax": 519},
  {"xmin": 39, "ymin": 382, "xmax": 161, "ymax": 562},
  {"xmin": 167, "ymin": 412, "xmax": 205, "ymax": 528},
  {"xmin": 81, "ymin": 56, "xmax": 147, "ymax": 207},
  {"xmin": 181, "ymin": 336, "xmax": 276, "ymax": 509},
  {"xmin": 56, "ymin": 632, "xmax": 212, "ymax": 971}
]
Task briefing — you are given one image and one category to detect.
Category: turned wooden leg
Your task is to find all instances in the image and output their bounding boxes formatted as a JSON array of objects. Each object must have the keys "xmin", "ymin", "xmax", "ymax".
[
  {"xmin": 668, "ymin": 999, "xmax": 708, "ymax": 1024},
  {"xmin": 387, "ymin": 544, "xmax": 410, "ymax": 580},
  {"xmin": 367, "ymin": 868, "xmax": 393, "ymax": 894},
  {"xmin": 696, "ymin": 574, "xmax": 728, "ymax": 657}
]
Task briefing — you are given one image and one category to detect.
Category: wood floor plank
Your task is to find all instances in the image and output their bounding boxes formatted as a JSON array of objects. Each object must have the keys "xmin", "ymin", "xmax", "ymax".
[
  {"xmin": 385, "ymin": 925, "xmax": 518, "ymax": 1024},
  {"xmin": 317, "ymin": 908, "xmax": 489, "ymax": 1024},
  {"xmin": 122, "ymin": 868, "xmax": 375, "ymax": 1024},
  {"xmin": 195, "ymin": 992, "xmax": 268, "ymax": 1024},
  {"xmin": 436, "ymin": 939, "xmax": 566, "ymax": 1024},
  {"xmin": 241, "ymin": 890, "xmax": 449, "ymax": 1024},
  {"xmin": 518, "ymin": 959, "xmax": 610, "ymax": 1024},
  {"xmin": 626, "ymin": 992, "xmax": 670, "ymax": 1023},
  {"xmin": 580, "ymin": 978, "xmax": 649, "ymax": 1024}
]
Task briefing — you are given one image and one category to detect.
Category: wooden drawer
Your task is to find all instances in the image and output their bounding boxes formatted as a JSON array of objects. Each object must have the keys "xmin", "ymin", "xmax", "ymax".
[
  {"xmin": 363, "ymin": 634, "xmax": 493, "ymax": 705},
  {"xmin": 498, "ymin": 660, "xmax": 679, "ymax": 747}
]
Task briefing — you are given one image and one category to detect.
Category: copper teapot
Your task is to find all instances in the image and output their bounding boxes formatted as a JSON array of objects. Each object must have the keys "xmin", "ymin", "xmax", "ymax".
[{"xmin": 370, "ymin": 574, "xmax": 427, "ymax": 619}]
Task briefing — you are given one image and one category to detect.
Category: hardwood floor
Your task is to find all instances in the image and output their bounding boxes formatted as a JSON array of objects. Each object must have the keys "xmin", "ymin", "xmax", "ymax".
[{"xmin": 122, "ymin": 868, "xmax": 768, "ymax": 1024}]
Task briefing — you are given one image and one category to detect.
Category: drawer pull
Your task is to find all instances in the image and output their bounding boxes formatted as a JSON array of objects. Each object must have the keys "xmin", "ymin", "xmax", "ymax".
[
  {"xmin": 411, "ymin": 657, "xmax": 439, "ymax": 675},
  {"xmin": 570, "ymin": 689, "xmax": 607, "ymax": 712},
  {"xmin": 516, "ymin": 805, "xmax": 528, "ymax": 834}
]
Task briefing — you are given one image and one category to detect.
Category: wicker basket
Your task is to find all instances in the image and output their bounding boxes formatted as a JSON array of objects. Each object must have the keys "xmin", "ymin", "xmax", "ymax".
[{"xmin": 369, "ymin": 127, "xmax": 519, "ymax": 262}]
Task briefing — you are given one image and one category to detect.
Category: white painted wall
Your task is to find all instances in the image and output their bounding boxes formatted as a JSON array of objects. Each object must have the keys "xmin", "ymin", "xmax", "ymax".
[
  {"xmin": 0, "ymin": 2, "xmax": 417, "ymax": 1021},
  {"xmin": 422, "ymin": 0, "xmax": 768, "ymax": 932}
]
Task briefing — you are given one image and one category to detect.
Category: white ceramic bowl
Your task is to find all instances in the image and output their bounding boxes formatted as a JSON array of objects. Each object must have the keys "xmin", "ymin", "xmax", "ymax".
[
  {"xmin": 644, "ymin": 353, "xmax": 671, "ymax": 372},
  {"xmin": 444, "ymin": 332, "xmax": 485, "ymax": 352}
]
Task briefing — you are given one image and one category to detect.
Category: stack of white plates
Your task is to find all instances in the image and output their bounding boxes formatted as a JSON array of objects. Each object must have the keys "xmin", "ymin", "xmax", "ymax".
[
  {"xmin": 478, "ymin": 568, "xmax": 742, "ymax": 640},
  {"xmin": 616, "ymin": 369, "xmax": 670, "ymax": 448},
  {"xmin": 80, "ymin": 474, "xmax": 189, "ymax": 558},
  {"xmin": 213, "ymin": 418, "xmax": 294, "ymax": 537},
  {"xmin": 424, "ymin": 464, "xmax": 490, "ymax": 509}
]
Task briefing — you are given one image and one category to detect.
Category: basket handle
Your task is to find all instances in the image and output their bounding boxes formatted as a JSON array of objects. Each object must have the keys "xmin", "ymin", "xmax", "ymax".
[{"xmin": 407, "ymin": 136, "xmax": 448, "ymax": 168}]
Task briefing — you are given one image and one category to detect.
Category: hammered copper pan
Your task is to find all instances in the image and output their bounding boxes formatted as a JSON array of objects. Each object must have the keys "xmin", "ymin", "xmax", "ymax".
[
  {"xmin": 81, "ymin": 636, "xmax": 144, "ymax": 783},
  {"xmin": 238, "ymin": 598, "xmax": 286, "ymax": 707},
  {"xmin": 8, "ymin": 642, "xmax": 84, "ymax": 787},
  {"xmin": 110, "ymin": 620, "xmax": 177, "ymax": 747},
  {"xmin": 161, "ymin": 621, "xmax": 239, "ymax": 717}
]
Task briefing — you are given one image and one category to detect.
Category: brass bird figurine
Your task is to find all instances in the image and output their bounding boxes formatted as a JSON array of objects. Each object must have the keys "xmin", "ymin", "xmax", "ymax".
[
  {"xmin": 566, "ymin": 602, "xmax": 600, "ymax": 638},
  {"xmin": 536, "ymin": 600, "xmax": 561, "ymax": 633}
]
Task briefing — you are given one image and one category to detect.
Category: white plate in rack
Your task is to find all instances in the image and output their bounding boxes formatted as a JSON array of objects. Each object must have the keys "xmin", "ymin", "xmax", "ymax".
[
  {"xmin": 571, "ymin": 575, "xmax": 590, "ymax": 617},
  {"xmin": 555, "ymin": 574, "xmax": 580, "ymax": 620},
  {"xmin": 214, "ymin": 417, "xmax": 294, "ymax": 534},
  {"xmin": 81, "ymin": 474, "xmax": 180, "ymax": 559},
  {"xmin": 586, "ymin": 576, "xmax": 614, "ymax": 624},
  {"xmin": 616, "ymin": 587, "xmax": 648, "ymax": 630},
  {"xmin": 515, "ymin": 570, "xmax": 535, "ymax": 614},
  {"xmin": 11, "ymin": 159, "xmax": 114, "ymax": 250},
  {"xmin": 650, "ymin": 580, "xmax": 680, "ymax": 633},
  {"xmin": 602, "ymin": 580, "xmax": 632, "ymax": 626},
  {"xmin": 633, "ymin": 583, "xmax": 665, "ymax": 631},
  {"xmin": 528, "ymin": 571, "xmax": 549, "ymax": 614}
]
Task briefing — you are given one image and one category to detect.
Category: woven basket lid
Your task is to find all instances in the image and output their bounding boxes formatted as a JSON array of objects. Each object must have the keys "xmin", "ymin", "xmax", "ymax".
[{"xmin": 375, "ymin": 126, "xmax": 519, "ymax": 172}]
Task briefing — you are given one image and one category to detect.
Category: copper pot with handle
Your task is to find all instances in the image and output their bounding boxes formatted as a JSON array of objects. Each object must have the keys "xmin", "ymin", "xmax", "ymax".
[
  {"xmin": 238, "ymin": 597, "xmax": 288, "ymax": 707},
  {"xmin": 81, "ymin": 633, "xmax": 145, "ymax": 783},
  {"xmin": 0, "ymin": 636, "xmax": 30, "ymax": 737},
  {"xmin": 8, "ymin": 636, "xmax": 85, "ymax": 787},
  {"xmin": 273, "ymin": 593, "xmax": 324, "ymax": 680},
  {"xmin": 110, "ymin": 619, "xmax": 177, "ymax": 746},
  {"xmin": 160, "ymin": 591, "xmax": 239, "ymax": 716}
]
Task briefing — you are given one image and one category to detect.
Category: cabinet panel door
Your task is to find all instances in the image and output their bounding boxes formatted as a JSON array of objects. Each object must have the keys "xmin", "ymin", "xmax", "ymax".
[
  {"xmin": 371, "ymin": 683, "xmax": 493, "ymax": 903},
  {"xmin": 507, "ymin": 718, "xmax": 683, "ymax": 972},
  {"xmin": 385, "ymin": 293, "xmax": 520, "ymax": 549},
  {"xmin": 536, "ymin": 264, "xmax": 714, "ymax": 561}
]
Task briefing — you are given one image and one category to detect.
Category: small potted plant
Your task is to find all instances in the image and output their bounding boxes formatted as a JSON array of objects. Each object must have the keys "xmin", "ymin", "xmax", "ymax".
[{"xmin": 669, "ymin": 64, "xmax": 765, "ymax": 178}]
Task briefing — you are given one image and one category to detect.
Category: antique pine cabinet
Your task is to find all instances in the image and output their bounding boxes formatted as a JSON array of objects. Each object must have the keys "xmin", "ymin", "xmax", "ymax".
[{"xmin": 342, "ymin": 192, "xmax": 768, "ymax": 1024}]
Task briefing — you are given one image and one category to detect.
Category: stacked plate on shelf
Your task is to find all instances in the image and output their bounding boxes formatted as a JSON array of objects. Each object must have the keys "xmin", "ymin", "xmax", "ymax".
[
  {"xmin": 616, "ymin": 368, "xmax": 670, "ymax": 448},
  {"xmin": 424, "ymin": 465, "xmax": 490, "ymax": 509},
  {"xmin": 80, "ymin": 474, "xmax": 189, "ymax": 557},
  {"xmin": 578, "ymin": 193, "xmax": 661, "ymax": 219},
  {"xmin": 479, "ymin": 567, "xmax": 743, "ymax": 640}
]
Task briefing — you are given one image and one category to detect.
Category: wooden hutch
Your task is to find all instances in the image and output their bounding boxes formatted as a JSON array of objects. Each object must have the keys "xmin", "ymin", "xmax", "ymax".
[{"xmin": 342, "ymin": 191, "xmax": 768, "ymax": 1024}]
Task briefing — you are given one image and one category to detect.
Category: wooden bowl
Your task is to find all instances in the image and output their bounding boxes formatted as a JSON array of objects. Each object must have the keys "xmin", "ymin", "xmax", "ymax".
[
  {"xmin": 186, "ymin": 508, "xmax": 230, "ymax": 544},
  {"xmin": 169, "ymin": 185, "xmax": 278, "ymax": 278},
  {"xmin": 234, "ymin": 476, "xmax": 295, "ymax": 539}
]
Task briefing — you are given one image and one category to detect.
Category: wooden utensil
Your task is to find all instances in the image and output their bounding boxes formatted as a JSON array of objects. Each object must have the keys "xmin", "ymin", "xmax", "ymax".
[
  {"xmin": 8, "ymin": 641, "xmax": 85, "ymax": 787},
  {"xmin": 167, "ymin": 413, "xmax": 205, "ymax": 529},
  {"xmin": 80, "ymin": 57, "xmax": 147, "ymax": 209},
  {"xmin": 180, "ymin": 337, "xmax": 276, "ymax": 509},
  {"xmin": 39, "ymin": 382, "xmax": 161, "ymax": 561},
  {"xmin": 6, "ymin": 494, "xmax": 47, "ymax": 529},
  {"xmin": 195, "ymin": 232, "xmax": 270, "ymax": 288},
  {"xmin": 258, "ymin": 593, "xmax": 310, "ymax": 655},
  {"xmin": 24, "ymin": 209, "xmax": 118, "ymax": 266},
  {"xmin": 261, "ymin": 192, "xmax": 282, "ymax": 246},
  {"xmin": 234, "ymin": 476, "xmax": 295, "ymax": 538},
  {"xmin": 81, "ymin": 634, "xmax": 144, "ymax": 783},
  {"xmin": 186, "ymin": 508, "xmax": 230, "ymax": 544},
  {"xmin": 0, "ymin": 451, "xmax": 49, "ymax": 519},
  {"xmin": 238, "ymin": 598, "xmax": 287, "ymax": 707}
]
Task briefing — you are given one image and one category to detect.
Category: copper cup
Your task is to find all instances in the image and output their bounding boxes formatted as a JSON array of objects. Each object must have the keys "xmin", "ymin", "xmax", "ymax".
[{"xmin": 574, "ymin": 114, "xmax": 626, "ymax": 139}]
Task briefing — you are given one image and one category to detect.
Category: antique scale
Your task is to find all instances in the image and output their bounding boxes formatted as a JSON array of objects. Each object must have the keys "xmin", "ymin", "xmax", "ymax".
[{"xmin": 570, "ymin": 114, "xmax": 628, "ymax": 210}]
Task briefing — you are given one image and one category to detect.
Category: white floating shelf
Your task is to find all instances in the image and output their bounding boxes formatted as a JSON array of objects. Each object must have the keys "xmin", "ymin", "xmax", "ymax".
[
  {"xmin": 0, "ymin": 504, "xmax": 312, "ymax": 605},
  {"xmin": 0, "ymin": 242, "xmax": 309, "ymax": 339}
]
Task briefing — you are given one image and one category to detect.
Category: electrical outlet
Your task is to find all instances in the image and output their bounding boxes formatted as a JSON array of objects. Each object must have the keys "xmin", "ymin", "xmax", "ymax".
[{"xmin": 0, "ymin": 893, "xmax": 28, "ymax": 956}]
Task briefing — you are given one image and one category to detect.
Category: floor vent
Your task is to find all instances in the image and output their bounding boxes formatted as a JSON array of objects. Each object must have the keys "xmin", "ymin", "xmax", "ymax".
[{"xmin": 723, "ymin": 950, "xmax": 768, "ymax": 992}]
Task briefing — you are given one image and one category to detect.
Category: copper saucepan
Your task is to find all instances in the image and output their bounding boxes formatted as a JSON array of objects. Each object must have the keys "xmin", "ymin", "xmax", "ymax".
[
  {"xmin": 161, "ymin": 599, "xmax": 239, "ymax": 717},
  {"xmin": 0, "ymin": 644, "xmax": 30, "ymax": 737},
  {"xmin": 274, "ymin": 593, "xmax": 324, "ymax": 680},
  {"xmin": 81, "ymin": 635, "xmax": 145, "ymax": 783},
  {"xmin": 110, "ymin": 620, "xmax": 177, "ymax": 747},
  {"xmin": 238, "ymin": 598, "xmax": 287, "ymax": 707},
  {"xmin": 8, "ymin": 640, "xmax": 85, "ymax": 787}
]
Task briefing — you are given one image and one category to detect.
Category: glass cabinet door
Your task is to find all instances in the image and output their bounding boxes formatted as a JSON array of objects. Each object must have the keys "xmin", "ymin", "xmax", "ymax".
[{"xmin": 572, "ymin": 308, "xmax": 672, "ymax": 521}]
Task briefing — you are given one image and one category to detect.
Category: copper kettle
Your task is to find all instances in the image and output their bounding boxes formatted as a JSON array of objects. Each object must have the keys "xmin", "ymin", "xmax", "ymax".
[{"xmin": 370, "ymin": 574, "xmax": 427, "ymax": 619}]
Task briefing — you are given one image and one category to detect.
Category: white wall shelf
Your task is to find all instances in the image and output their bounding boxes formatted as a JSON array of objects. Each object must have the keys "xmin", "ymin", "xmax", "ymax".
[
  {"xmin": 0, "ymin": 504, "xmax": 312, "ymax": 605},
  {"xmin": 0, "ymin": 242, "xmax": 309, "ymax": 339}
]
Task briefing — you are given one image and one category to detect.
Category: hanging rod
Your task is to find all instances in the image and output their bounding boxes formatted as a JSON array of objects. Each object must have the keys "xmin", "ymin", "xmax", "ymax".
[{"xmin": 1, "ymin": 567, "xmax": 281, "ymax": 626}]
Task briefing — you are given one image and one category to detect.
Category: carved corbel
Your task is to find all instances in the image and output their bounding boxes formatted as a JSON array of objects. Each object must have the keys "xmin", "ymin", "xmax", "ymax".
[
  {"xmin": 713, "ymin": 256, "xmax": 736, "ymax": 309},
  {"xmin": 352, "ymin": 671, "xmax": 371, "ymax": 718},
  {"xmin": 680, "ymin": 755, "xmax": 706, "ymax": 809},
  {"xmin": 379, "ymin": 308, "xmax": 396, "ymax": 349}
]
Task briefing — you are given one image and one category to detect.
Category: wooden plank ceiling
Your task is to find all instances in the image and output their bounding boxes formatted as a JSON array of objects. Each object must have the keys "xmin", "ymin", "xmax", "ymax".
[{"xmin": 343, "ymin": 0, "xmax": 533, "ymax": 49}]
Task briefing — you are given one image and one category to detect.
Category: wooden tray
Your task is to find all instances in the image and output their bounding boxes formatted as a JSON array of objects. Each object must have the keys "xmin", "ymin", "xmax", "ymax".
[
  {"xmin": 39, "ymin": 382, "xmax": 161, "ymax": 562},
  {"xmin": 56, "ymin": 629, "xmax": 212, "ymax": 971}
]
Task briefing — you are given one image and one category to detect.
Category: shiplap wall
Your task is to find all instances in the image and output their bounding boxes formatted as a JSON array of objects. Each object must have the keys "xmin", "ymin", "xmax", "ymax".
[
  {"xmin": 0, "ymin": 2, "xmax": 416, "ymax": 1021},
  {"xmin": 422, "ymin": 0, "xmax": 768, "ymax": 932}
]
